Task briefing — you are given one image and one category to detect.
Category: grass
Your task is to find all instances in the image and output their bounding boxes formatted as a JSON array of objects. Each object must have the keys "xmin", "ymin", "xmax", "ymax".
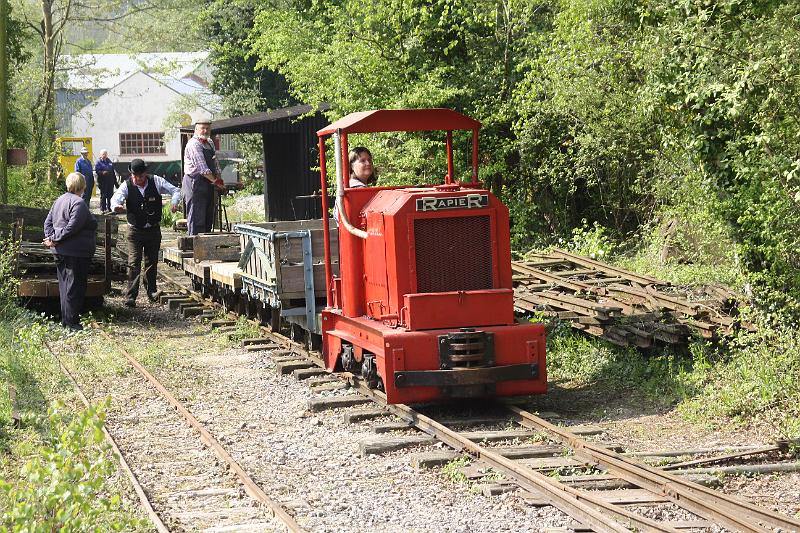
[
  {"xmin": 529, "ymin": 213, "xmax": 800, "ymax": 440},
  {"xmin": 441, "ymin": 456, "xmax": 470, "ymax": 484},
  {"xmin": 0, "ymin": 236, "xmax": 149, "ymax": 529},
  {"xmin": 536, "ymin": 285, "xmax": 800, "ymax": 440},
  {"xmin": 0, "ymin": 313, "xmax": 148, "ymax": 530}
]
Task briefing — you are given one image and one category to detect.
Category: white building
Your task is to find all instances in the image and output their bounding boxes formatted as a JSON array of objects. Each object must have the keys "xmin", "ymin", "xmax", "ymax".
[
  {"xmin": 62, "ymin": 52, "xmax": 218, "ymax": 178},
  {"xmin": 71, "ymin": 71, "xmax": 216, "ymax": 173},
  {"xmin": 57, "ymin": 52, "xmax": 212, "ymax": 130}
]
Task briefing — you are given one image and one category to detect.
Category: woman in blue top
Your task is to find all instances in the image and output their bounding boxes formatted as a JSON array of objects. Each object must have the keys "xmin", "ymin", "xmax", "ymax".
[{"xmin": 43, "ymin": 172, "xmax": 98, "ymax": 330}]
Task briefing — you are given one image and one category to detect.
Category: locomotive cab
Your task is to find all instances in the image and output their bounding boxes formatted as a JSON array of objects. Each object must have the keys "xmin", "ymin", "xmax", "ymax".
[{"xmin": 317, "ymin": 109, "xmax": 546, "ymax": 404}]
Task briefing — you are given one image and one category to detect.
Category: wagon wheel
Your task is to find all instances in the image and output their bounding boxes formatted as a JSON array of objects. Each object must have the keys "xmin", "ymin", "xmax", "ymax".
[{"xmin": 221, "ymin": 291, "xmax": 237, "ymax": 313}]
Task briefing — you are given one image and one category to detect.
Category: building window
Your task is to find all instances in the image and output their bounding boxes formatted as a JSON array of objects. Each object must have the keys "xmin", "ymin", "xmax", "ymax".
[{"xmin": 119, "ymin": 132, "xmax": 166, "ymax": 155}]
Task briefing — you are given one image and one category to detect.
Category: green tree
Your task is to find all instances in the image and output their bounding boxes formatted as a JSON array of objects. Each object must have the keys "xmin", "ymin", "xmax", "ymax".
[
  {"xmin": 249, "ymin": 0, "xmax": 550, "ymax": 186},
  {"xmin": 200, "ymin": 0, "xmax": 294, "ymax": 116},
  {"xmin": 511, "ymin": 0, "xmax": 662, "ymax": 246},
  {"xmin": 4, "ymin": 4, "xmax": 31, "ymax": 147},
  {"xmin": 644, "ymin": 0, "xmax": 800, "ymax": 313}
]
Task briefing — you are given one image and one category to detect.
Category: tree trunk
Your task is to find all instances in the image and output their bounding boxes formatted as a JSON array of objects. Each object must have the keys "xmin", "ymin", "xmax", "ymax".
[{"xmin": 28, "ymin": 0, "xmax": 60, "ymax": 183}]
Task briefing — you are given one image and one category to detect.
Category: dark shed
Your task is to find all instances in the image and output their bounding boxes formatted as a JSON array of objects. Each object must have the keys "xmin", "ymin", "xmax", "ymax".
[{"xmin": 180, "ymin": 104, "xmax": 330, "ymax": 221}]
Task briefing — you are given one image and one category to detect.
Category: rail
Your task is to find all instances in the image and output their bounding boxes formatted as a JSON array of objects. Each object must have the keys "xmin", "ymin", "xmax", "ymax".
[{"xmin": 156, "ymin": 268, "xmax": 798, "ymax": 532}]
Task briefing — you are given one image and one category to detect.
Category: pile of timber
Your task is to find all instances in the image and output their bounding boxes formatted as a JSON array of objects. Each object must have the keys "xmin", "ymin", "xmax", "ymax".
[
  {"xmin": 2, "ymin": 204, "xmax": 125, "ymax": 279},
  {"xmin": 16, "ymin": 241, "xmax": 111, "ymax": 276},
  {"xmin": 512, "ymin": 248, "xmax": 752, "ymax": 348}
]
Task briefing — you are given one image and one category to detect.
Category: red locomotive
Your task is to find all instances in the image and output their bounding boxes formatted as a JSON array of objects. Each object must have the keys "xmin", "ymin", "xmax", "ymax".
[{"xmin": 317, "ymin": 109, "xmax": 546, "ymax": 404}]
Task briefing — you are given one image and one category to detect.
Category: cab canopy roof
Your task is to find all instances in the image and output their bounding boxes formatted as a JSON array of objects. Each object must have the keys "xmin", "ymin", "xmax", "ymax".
[{"xmin": 317, "ymin": 108, "xmax": 480, "ymax": 136}]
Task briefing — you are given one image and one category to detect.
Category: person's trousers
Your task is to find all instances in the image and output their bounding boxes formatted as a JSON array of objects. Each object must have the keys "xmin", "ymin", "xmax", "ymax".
[
  {"xmin": 126, "ymin": 226, "xmax": 162, "ymax": 302},
  {"xmin": 98, "ymin": 179, "xmax": 115, "ymax": 212},
  {"xmin": 55, "ymin": 254, "xmax": 90, "ymax": 327},
  {"xmin": 182, "ymin": 174, "xmax": 216, "ymax": 236},
  {"xmin": 81, "ymin": 177, "xmax": 95, "ymax": 207}
]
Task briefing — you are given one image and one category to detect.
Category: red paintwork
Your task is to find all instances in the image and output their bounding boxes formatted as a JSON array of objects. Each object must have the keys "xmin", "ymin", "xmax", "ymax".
[
  {"xmin": 316, "ymin": 108, "xmax": 547, "ymax": 403},
  {"xmin": 317, "ymin": 109, "xmax": 480, "ymax": 136},
  {"xmin": 321, "ymin": 311, "xmax": 547, "ymax": 404},
  {"xmin": 402, "ymin": 290, "xmax": 515, "ymax": 331}
]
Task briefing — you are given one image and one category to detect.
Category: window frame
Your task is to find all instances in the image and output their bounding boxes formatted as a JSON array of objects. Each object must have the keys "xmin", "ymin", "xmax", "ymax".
[{"xmin": 119, "ymin": 132, "xmax": 167, "ymax": 156}]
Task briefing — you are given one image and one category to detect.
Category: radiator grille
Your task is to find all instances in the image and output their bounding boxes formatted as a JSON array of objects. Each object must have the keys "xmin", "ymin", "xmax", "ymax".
[{"xmin": 414, "ymin": 216, "xmax": 493, "ymax": 293}]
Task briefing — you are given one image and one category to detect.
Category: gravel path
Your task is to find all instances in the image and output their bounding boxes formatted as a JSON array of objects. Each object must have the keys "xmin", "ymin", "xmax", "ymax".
[
  {"xmin": 124, "ymin": 315, "xmax": 573, "ymax": 531},
  {"xmin": 62, "ymin": 286, "xmax": 575, "ymax": 532},
  {"xmin": 58, "ymin": 314, "xmax": 281, "ymax": 532},
  {"xmin": 58, "ymin": 278, "xmax": 800, "ymax": 531}
]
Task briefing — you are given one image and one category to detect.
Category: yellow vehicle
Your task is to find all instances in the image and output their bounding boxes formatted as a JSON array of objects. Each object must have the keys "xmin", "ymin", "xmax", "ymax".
[{"xmin": 57, "ymin": 137, "xmax": 94, "ymax": 196}]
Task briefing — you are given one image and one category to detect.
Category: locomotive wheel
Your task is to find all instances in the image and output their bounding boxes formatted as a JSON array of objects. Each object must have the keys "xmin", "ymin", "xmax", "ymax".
[
  {"xmin": 341, "ymin": 345, "xmax": 359, "ymax": 372},
  {"xmin": 361, "ymin": 354, "xmax": 380, "ymax": 389}
]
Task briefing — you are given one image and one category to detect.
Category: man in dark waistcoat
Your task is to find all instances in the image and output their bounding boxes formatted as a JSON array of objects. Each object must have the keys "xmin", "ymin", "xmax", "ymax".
[
  {"xmin": 182, "ymin": 117, "xmax": 225, "ymax": 235},
  {"xmin": 111, "ymin": 159, "xmax": 181, "ymax": 307}
]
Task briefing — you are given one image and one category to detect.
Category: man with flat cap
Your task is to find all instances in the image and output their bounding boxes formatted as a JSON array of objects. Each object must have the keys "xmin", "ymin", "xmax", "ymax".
[
  {"xmin": 74, "ymin": 146, "xmax": 94, "ymax": 207},
  {"xmin": 111, "ymin": 158, "xmax": 181, "ymax": 307},
  {"xmin": 182, "ymin": 116, "xmax": 225, "ymax": 235}
]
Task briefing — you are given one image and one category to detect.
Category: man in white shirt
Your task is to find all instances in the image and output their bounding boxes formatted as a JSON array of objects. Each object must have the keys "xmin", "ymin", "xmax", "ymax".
[{"xmin": 111, "ymin": 158, "xmax": 180, "ymax": 307}]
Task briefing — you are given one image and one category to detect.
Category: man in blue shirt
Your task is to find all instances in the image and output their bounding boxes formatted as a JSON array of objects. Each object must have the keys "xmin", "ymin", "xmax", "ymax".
[{"xmin": 74, "ymin": 147, "xmax": 94, "ymax": 207}]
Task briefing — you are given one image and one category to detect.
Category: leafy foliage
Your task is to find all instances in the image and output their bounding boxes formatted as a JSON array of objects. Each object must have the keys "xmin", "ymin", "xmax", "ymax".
[
  {"xmin": 4, "ymin": 4, "xmax": 32, "ymax": 146},
  {"xmin": 0, "ymin": 401, "xmax": 143, "ymax": 531},
  {"xmin": 201, "ymin": 0, "xmax": 295, "ymax": 115},
  {"xmin": 511, "ymin": 0, "xmax": 661, "ymax": 246}
]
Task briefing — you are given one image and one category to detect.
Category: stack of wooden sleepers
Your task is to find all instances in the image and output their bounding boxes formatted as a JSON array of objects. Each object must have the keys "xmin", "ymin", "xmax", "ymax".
[{"xmin": 512, "ymin": 248, "xmax": 752, "ymax": 348}]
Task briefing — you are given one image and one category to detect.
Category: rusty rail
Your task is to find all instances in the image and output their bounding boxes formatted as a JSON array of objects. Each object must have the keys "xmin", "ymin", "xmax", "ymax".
[
  {"xmin": 43, "ymin": 339, "xmax": 170, "ymax": 533},
  {"xmin": 156, "ymin": 268, "xmax": 796, "ymax": 532},
  {"xmin": 95, "ymin": 326, "xmax": 306, "ymax": 533},
  {"xmin": 506, "ymin": 405, "xmax": 800, "ymax": 532}
]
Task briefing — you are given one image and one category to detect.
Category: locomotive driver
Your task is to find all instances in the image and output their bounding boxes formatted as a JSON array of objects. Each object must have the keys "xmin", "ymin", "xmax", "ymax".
[
  {"xmin": 111, "ymin": 159, "xmax": 180, "ymax": 307},
  {"xmin": 334, "ymin": 147, "xmax": 375, "ymax": 219},
  {"xmin": 349, "ymin": 146, "xmax": 375, "ymax": 186}
]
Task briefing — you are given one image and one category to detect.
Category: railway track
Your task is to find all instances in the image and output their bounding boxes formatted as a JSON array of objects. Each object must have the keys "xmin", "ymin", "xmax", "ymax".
[
  {"xmin": 46, "ymin": 317, "xmax": 304, "ymax": 532},
  {"xmin": 155, "ymin": 266, "xmax": 800, "ymax": 533}
]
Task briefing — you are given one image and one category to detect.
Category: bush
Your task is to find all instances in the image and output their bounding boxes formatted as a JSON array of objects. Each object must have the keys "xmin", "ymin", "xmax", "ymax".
[
  {"xmin": 681, "ymin": 326, "xmax": 800, "ymax": 438},
  {"xmin": 0, "ymin": 400, "xmax": 143, "ymax": 531},
  {"xmin": 7, "ymin": 166, "xmax": 62, "ymax": 208}
]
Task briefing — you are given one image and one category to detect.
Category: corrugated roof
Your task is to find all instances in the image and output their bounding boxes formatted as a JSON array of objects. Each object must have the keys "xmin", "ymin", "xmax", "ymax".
[{"xmin": 59, "ymin": 52, "xmax": 209, "ymax": 91}]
